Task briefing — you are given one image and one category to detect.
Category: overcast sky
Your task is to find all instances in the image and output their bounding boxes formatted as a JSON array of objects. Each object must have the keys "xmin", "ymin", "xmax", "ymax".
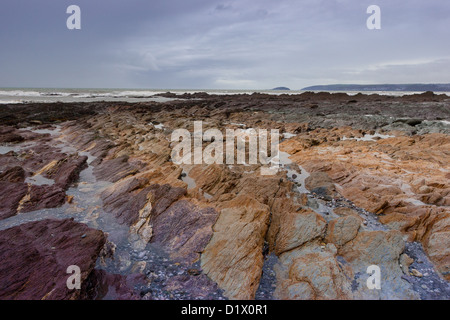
[{"xmin": 1, "ymin": 0, "xmax": 449, "ymax": 89}]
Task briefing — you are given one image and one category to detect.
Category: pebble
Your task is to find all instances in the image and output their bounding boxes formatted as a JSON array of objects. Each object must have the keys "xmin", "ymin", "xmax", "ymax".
[
  {"xmin": 187, "ymin": 269, "xmax": 201, "ymax": 276},
  {"xmin": 411, "ymin": 269, "xmax": 423, "ymax": 277}
]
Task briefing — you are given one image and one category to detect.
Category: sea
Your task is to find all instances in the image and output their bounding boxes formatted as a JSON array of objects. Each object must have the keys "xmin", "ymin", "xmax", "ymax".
[{"xmin": 1, "ymin": 88, "xmax": 450, "ymax": 104}]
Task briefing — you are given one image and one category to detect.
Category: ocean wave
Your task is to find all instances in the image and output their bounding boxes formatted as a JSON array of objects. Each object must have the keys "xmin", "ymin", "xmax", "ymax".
[
  {"xmin": 2, "ymin": 89, "xmax": 449, "ymax": 104},
  {"xmin": 0, "ymin": 90, "xmax": 42, "ymax": 97},
  {"xmin": 0, "ymin": 100, "xmax": 24, "ymax": 104},
  {"xmin": 0, "ymin": 90, "xmax": 157, "ymax": 100}
]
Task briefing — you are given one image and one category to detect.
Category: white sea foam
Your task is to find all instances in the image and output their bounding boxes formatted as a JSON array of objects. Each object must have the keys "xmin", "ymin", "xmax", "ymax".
[
  {"xmin": 1, "ymin": 88, "xmax": 449, "ymax": 104},
  {"xmin": 0, "ymin": 100, "xmax": 23, "ymax": 104},
  {"xmin": 0, "ymin": 90, "xmax": 42, "ymax": 97}
]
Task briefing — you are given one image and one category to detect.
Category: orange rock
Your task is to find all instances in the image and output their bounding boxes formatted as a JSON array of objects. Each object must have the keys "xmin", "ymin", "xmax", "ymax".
[
  {"xmin": 325, "ymin": 216, "xmax": 361, "ymax": 247},
  {"xmin": 274, "ymin": 242, "xmax": 353, "ymax": 300},
  {"xmin": 273, "ymin": 208, "xmax": 327, "ymax": 255},
  {"xmin": 201, "ymin": 195, "xmax": 270, "ymax": 300}
]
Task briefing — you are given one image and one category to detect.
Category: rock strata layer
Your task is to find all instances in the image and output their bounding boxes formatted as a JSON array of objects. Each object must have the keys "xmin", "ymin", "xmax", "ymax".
[{"xmin": 0, "ymin": 92, "xmax": 449, "ymax": 300}]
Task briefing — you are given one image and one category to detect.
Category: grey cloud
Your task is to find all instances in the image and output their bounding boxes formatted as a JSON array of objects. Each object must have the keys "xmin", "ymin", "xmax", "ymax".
[{"xmin": 1, "ymin": 0, "xmax": 449, "ymax": 89}]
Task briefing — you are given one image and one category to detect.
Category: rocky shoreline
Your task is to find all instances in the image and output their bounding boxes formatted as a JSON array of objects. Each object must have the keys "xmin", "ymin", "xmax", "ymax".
[{"xmin": 0, "ymin": 91, "xmax": 449, "ymax": 300}]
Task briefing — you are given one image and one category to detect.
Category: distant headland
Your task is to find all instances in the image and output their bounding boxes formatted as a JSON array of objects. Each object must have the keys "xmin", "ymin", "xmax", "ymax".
[
  {"xmin": 271, "ymin": 87, "xmax": 290, "ymax": 91},
  {"xmin": 301, "ymin": 83, "xmax": 450, "ymax": 92}
]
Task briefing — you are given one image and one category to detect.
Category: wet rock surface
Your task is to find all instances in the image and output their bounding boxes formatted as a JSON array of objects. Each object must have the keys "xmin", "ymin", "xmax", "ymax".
[
  {"xmin": 0, "ymin": 125, "xmax": 88, "ymax": 218},
  {"xmin": 0, "ymin": 92, "xmax": 449, "ymax": 300},
  {"xmin": 401, "ymin": 242, "xmax": 450, "ymax": 300},
  {"xmin": 0, "ymin": 219, "xmax": 106, "ymax": 300}
]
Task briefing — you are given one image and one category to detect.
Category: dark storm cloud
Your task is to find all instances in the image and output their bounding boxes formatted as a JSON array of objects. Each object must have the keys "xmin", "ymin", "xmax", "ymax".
[{"xmin": 1, "ymin": 0, "xmax": 449, "ymax": 89}]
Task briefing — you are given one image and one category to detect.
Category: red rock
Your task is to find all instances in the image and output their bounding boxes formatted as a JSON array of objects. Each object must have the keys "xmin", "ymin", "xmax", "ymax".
[
  {"xmin": 0, "ymin": 132, "xmax": 24, "ymax": 143},
  {"xmin": 0, "ymin": 219, "xmax": 106, "ymax": 300},
  {"xmin": 101, "ymin": 177, "xmax": 186, "ymax": 226},
  {"xmin": 164, "ymin": 274, "xmax": 222, "ymax": 300},
  {"xmin": 94, "ymin": 155, "xmax": 140, "ymax": 182},
  {"xmin": 151, "ymin": 200, "xmax": 219, "ymax": 264},
  {"xmin": 0, "ymin": 166, "xmax": 26, "ymax": 183},
  {"xmin": 0, "ymin": 182, "xmax": 28, "ymax": 220},
  {"xmin": 45, "ymin": 155, "xmax": 88, "ymax": 189},
  {"xmin": 80, "ymin": 269, "xmax": 141, "ymax": 300},
  {"xmin": 19, "ymin": 185, "xmax": 67, "ymax": 213}
]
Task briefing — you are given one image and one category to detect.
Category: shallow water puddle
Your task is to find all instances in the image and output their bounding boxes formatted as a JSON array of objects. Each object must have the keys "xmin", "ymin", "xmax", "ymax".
[
  {"xmin": 0, "ymin": 141, "xmax": 35, "ymax": 155},
  {"xmin": 181, "ymin": 166, "xmax": 197, "ymax": 190},
  {"xmin": 0, "ymin": 145, "xmax": 23, "ymax": 155},
  {"xmin": 25, "ymin": 174, "xmax": 55, "ymax": 186},
  {"xmin": 342, "ymin": 133, "xmax": 395, "ymax": 141},
  {"xmin": 19, "ymin": 125, "xmax": 62, "ymax": 136}
]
